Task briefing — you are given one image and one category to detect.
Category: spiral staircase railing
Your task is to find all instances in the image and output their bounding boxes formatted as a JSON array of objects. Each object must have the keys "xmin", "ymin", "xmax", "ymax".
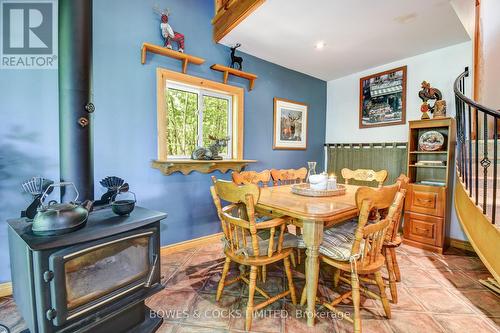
[{"xmin": 454, "ymin": 67, "xmax": 500, "ymax": 225}]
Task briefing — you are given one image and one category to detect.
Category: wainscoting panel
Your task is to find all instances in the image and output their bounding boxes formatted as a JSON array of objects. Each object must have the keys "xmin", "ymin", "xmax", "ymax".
[{"xmin": 326, "ymin": 142, "xmax": 408, "ymax": 186}]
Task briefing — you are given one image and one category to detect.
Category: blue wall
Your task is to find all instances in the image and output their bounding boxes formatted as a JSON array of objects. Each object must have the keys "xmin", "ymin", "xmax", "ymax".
[{"xmin": 0, "ymin": 0, "xmax": 327, "ymax": 283}]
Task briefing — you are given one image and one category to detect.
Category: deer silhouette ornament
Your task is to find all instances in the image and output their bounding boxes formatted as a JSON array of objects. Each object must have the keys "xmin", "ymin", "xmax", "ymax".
[{"xmin": 230, "ymin": 43, "xmax": 243, "ymax": 70}]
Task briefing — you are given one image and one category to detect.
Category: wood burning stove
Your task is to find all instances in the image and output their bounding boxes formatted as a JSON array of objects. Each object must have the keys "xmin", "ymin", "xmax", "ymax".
[
  {"xmin": 7, "ymin": 1, "xmax": 168, "ymax": 332},
  {"xmin": 8, "ymin": 207, "xmax": 167, "ymax": 333}
]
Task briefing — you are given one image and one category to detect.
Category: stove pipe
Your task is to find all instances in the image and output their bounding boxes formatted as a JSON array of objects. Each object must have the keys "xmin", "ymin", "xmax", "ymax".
[{"xmin": 58, "ymin": 0, "xmax": 94, "ymax": 201}]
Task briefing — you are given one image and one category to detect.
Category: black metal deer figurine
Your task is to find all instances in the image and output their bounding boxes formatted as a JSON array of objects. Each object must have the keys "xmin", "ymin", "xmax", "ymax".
[{"xmin": 230, "ymin": 43, "xmax": 243, "ymax": 70}]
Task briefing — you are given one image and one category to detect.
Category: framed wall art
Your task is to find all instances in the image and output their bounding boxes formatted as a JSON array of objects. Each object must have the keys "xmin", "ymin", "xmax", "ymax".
[
  {"xmin": 273, "ymin": 97, "xmax": 308, "ymax": 150},
  {"xmin": 359, "ymin": 66, "xmax": 407, "ymax": 128}
]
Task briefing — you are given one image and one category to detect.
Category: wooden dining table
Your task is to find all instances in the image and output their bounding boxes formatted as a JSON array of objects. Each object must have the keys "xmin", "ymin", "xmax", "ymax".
[{"xmin": 256, "ymin": 184, "xmax": 360, "ymax": 327}]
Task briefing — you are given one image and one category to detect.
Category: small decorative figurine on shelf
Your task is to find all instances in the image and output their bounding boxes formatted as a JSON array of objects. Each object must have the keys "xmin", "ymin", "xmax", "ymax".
[
  {"xmin": 433, "ymin": 100, "xmax": 447, "ymax": 118},
  {"xmin": 154, "ymin": 6, "xmax": 185, "ymax": 53},
  {"xmin": 230, "ymin": 43, "xmax": 243, "ymax": 70},
  {"xmin": 418, "ymin": 81, "xmax": 443, "ymax": 120},
  {"xmin": 191, "ymin": 135, "xmax": 230, "ymax": 160}
]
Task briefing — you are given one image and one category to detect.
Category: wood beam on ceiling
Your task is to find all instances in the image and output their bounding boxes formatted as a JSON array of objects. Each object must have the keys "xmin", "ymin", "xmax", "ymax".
[{"xmin": 212, "ymin": 0, "xmax": 266, "ymax": 42}]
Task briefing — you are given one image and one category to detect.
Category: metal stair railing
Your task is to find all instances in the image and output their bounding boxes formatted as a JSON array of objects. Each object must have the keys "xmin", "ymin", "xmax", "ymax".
[{"xmin": 454, "ymin": 67, "xmax": 500, "ymax": 224}]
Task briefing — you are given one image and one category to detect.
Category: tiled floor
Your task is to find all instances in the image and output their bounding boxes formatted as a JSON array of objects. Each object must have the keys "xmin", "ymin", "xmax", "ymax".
[{"xmin": 1, "ymin": 243, "xmax": 499, "ymax": 333}]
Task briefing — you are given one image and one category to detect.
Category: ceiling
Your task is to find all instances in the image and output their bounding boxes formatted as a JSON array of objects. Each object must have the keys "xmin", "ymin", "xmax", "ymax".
[{"xmin": 220, "ymin": 0, "xmax": 470, "ymax": 81}]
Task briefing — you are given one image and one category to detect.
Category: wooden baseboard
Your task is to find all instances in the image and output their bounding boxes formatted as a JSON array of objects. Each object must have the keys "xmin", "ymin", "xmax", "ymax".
[
  {"xmin": 160, "ymin": 232, "xmax": 223, "ymax": 255},
  {"xmin": 0, "ymin": 282, "xmax": 12, "ymax": 298},
  {"xmin": 447, "ymin": 237, "xmax": 476, "ymax": 253},
  {"xmin": 0, "ymin": 232, "xmax": 223, "ymax": 299},
  {"xmin": 402, "ymin": 238, "xmax": 444, "ymax": 254}
]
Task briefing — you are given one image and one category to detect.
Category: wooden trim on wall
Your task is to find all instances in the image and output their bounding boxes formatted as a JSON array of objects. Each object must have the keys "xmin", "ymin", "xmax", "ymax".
[
  {"xmin": 472, "ymin": 0, "xmax": 481, "ymax": 139},
  {"xmin": 156, "ymin": 67, "xmax": 244, "ymax": 161},
  {"xmin": 473, "ymin": 0, "xmax": 481, "ymax": 101},
  {"xmin": 160, "ymin": 232, "xmax": 224, "ymax": 255},
  {"xmin": 446, "ymin": 237, "xmax": 476, "ymax": 253},
  {"xmin": 0, "ymin": 232, "xmax": 225, "ymax": 298},
  {"xmin": 0, "ymin": 282, "xmax": 12, "ymax": 298}
]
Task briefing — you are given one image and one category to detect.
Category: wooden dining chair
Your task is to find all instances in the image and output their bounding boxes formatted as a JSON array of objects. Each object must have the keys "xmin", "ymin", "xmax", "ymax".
[
  {"xmin": 300, "ymin": 194, "xmax": 404, "ymax": 333},
  {"xmin": 346, "ymin": 176, "xmax": 408, "ymax": 301},
  {"xmin": 341, "ymin": 168, "xmax": 388, "ymax": 188},
  {"xmin": 210, "ymin": 178, "xmax": 297, "ymax": 331},
  {"xmin": 270, "ymin": 167, "xmax": 307, "ymax": 186},
  {"xmin": 232, "ymin": 170, "xmax": 271, "ymax": 187},
  {"xmin": 232, "ymin": 170, "xmax": 296, "ymax": 279}
]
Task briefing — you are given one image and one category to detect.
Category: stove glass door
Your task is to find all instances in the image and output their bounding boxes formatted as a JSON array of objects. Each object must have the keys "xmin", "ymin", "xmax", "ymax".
[
  {"xmin": 64, "ymin": 235, "xmax": 150, "ymax": 310},
  {"xmin": 49, "ymin": 229, "xmax": 156, "ymax": 326}
]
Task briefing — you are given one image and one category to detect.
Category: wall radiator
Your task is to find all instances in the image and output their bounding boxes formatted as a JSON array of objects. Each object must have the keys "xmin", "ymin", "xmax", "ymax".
[{"xmin": 325, "ymin": 142, "xmax": 408, "ymax": 186}]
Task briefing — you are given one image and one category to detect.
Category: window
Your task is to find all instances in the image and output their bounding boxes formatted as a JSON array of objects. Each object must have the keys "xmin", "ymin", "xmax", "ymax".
[
  {"xmin": 166, "ymin": 83, "xmax": 232, "ymax": 158},
  {"xmin": 156, "ymin": 68, "xmax": 244, "ymax": 161}
]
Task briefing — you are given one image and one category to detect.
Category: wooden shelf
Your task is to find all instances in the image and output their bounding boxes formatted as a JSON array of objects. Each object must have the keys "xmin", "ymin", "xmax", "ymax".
[
  {"xmin": 151, "ymin": 159, "xmax": 257, "ymax": 176},
  {"xmin": 409, "ymin": 164, "xmax": 447, "ymax": 169},
  {"xmin": 410, "ymin": 151, "xmax": 448, "ymax": 154},
  {"xmin": 141, "ymin": 42, "xmax": 205, "ymax": 73},
  {"xmin": 210, "ymin": 64, "xmax": 257, "ymax": 91}
]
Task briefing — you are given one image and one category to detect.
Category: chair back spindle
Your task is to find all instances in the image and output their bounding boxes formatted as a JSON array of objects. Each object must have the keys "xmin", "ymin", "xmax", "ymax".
[
  {"xmin": 384, "ymin": 190, "xmax": 406, "ymax": 243},
  {"xmin": 351, "ymin": 199, "xmax": 391, "ymax": 267}
]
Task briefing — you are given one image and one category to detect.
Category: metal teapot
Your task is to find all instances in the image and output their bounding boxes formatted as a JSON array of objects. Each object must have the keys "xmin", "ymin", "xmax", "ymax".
[{"xmin": 32, "ymin": 182, "xmax": 93, "ymax": 236}]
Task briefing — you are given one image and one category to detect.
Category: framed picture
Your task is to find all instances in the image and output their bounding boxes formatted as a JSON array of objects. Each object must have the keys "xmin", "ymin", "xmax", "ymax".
[
  {"xmin": 273, "ymin": 97, "xmax": 308, "ymax": 150},
  {"xmin": 359, "ymin": 66, "xmax": 407, "ymax": 128}
]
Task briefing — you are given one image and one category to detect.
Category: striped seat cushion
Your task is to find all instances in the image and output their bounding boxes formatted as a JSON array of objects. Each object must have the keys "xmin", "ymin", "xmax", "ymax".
[
  {"xmin": 332, "ymin": 219, "xmax": 358, "ymax": 234},
  {"xmin": 297, "ymin": 219, "xmax": 361, "ymax": 261}
]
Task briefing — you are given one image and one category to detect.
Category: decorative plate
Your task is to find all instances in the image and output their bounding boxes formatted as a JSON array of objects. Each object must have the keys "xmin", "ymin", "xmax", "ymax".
[
  {"xmin": 418, "ymin": 131, "xmax": 445, "ymax": 151},
  {"xmin": 291, "ymin": 183, "xmax": 346, "ymax": 197}
]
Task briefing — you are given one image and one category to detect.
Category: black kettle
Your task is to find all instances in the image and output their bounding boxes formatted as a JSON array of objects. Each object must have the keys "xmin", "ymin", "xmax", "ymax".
[{"xmin": 32, "ymin": 182, "xmax": 94, "ymax": 236}]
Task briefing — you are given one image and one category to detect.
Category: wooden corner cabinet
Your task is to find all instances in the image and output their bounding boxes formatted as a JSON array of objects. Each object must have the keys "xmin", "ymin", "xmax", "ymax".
[{"xmin": 403, "ymin": 117, "xmax": 456, "ymax": 253}]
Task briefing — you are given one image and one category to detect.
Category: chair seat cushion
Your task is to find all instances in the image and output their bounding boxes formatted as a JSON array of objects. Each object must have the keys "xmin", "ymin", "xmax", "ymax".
[
  {"xmin": 297, "ymin": 219, "xmax": 362, "ymax": 261},
  {"xmin": 319, "ymin": 228, "xmax": 358, "ymax": 261},
  {"xmin": 242, "ymin": 231, "xmax": 298, "ymax": 256},
  {"xmin": 332, "ymin": 219, "xmax": 358, "ymax": 234}
]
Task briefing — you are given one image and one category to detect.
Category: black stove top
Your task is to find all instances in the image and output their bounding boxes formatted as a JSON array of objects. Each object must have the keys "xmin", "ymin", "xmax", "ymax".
[{"xmin": 8, "ymin": 206, "xmax": 167, "ymax": 251}]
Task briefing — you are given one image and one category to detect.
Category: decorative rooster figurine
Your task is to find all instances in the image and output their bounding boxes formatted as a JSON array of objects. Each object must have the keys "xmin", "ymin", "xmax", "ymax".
[
  {"xmin": 154, "ymin": 6, "xmax": 185, "ymax": 53},
  {"xmin": 418, "ymin": 81, "xmax": 443, "ymax": 119}
]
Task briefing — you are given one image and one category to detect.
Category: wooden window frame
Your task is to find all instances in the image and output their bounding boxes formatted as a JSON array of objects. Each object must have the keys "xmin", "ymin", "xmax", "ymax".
[{"xmin": 156, "ymin": 67, "xmax": 244, "ymax": 161}]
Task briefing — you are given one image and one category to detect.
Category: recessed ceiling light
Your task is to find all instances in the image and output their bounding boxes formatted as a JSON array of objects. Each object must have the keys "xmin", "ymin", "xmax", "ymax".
[{"xmin": 315, "ymin": 41, "xmax": 326, "ymax": 50}]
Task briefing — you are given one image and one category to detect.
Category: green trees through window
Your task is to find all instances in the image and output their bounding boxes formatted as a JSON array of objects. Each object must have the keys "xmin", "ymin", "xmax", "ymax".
[{"xmin": 166, "ymin": 84, "xmax": 231, "ymax": 158}]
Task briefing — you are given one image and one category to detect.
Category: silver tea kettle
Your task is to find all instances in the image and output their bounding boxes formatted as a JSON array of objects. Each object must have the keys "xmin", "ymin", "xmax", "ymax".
[{"xmin": 32, "ymin": 182, "xmax": 93, "ymax": 236}]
